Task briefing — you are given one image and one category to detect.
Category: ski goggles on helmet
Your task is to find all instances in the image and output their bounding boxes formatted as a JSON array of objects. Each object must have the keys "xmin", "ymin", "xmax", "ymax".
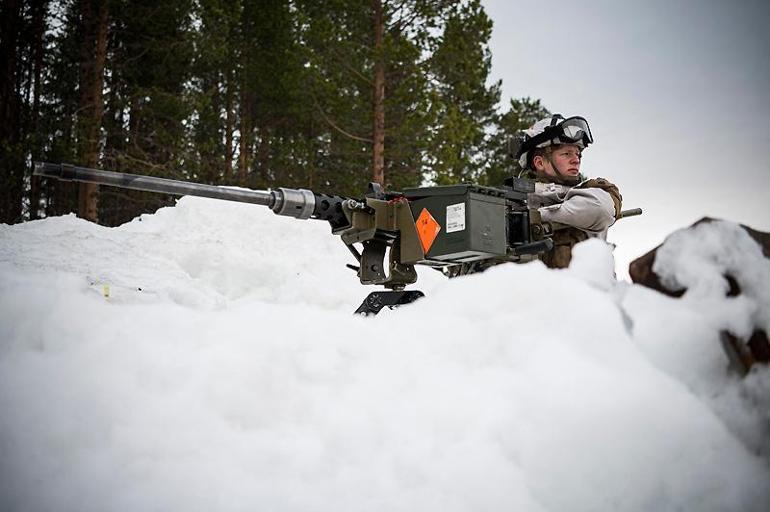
[{"xmin": 555, "ymin": 116, "xmax": 593, "ymax": 146}]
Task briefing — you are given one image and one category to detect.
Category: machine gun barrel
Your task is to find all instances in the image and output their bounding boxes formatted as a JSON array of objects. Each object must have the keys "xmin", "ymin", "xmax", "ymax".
[
  {"xmin": 33, "ymin": 162, "xmax": 345, "ymax": 222},
  {"xmin": 35, "ymin": 162, "xmax": 274, "ymax": 205}
]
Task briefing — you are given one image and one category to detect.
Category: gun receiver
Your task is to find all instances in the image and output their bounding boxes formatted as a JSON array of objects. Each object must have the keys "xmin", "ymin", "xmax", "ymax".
[{"xmin": 35, "ymin": 162, "xmax": 556, "ymax": 313}]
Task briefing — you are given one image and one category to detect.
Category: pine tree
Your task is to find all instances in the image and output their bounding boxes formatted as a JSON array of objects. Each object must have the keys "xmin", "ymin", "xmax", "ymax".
[
  {"xmin": 297, "ymin": 0, "xmax": 455, "ymax": 193},
  {"xmin": 427, "ymin": 0, "xmax": 500, "ymax": 186},
  {"xmin": 99, "ymin": 0, "xmax": 194, "ymax": 225},
  {"xmin": 0, "ymin": 0, "xmax": 51, "ymax": 223},
  {"xmin": 190, "ymin": 0, "xmax": 241, "ymax": 185},
  {"xmin": 40, "ymin": 0, "xmax": 82, "ymax": 218},
  {"xmin": 238, "ymin": 0, "xmax": 314, "ymax": 190},
  {"xmin": 24, "ymin": 0, "xmax": 49, "ymax": 220}
]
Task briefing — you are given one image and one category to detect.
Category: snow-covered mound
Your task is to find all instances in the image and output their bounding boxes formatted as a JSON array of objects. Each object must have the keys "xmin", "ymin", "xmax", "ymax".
[{"xmin": 1, "ymin": 198, "xmax": 768, "ymax": 512}]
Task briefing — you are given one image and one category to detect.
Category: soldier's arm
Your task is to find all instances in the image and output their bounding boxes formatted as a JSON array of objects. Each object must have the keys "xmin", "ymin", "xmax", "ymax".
[
  {"xmin": 537, "ymin": 178, "xmax": 622, "ymax": 234},
  {"xmin": 539, "ymin": 187, "xmax": 616, "ymax": 233}
]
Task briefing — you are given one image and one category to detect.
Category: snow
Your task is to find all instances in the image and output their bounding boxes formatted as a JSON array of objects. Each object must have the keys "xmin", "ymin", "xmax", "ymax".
[{"xmin": 1, "ymin": 197, "xmax": 769, "ymax": 511}]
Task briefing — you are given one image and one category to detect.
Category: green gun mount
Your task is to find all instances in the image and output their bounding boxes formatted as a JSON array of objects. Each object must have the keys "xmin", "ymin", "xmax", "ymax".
[{"xmin": 34, "ymin": 162, "xmax": 555, "ymax": 314}]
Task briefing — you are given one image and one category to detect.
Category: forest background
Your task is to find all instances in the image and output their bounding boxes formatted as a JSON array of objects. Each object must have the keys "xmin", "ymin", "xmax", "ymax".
[{"xmin": 1, "ymin": 0, "xmax": 550, "ymax": 226}]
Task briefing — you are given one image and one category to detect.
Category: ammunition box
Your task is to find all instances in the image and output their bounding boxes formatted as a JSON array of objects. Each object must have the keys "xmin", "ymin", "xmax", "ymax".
[{"xmin": 403, "ymin": 185, "xmax": 508, "ymax": 263}]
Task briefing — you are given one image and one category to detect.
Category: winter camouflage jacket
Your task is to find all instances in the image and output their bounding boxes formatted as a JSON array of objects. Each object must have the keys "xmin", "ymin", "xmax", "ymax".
[{"xmin": 528, "ymin": 177, "xmax": 622, "ymax": 269}]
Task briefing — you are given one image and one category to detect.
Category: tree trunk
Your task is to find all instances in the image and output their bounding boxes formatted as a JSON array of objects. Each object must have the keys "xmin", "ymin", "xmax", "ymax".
[
  {"xmin": 371, "ymin": 0, "xmax": 385, "ymax": 186},
  {"xmin": 255, "ymin": 126, "xmax": 272, "ymax": 188},
  {"xmin": 224, "ymin": 68, "xmax": 234, "ymax": 182},
  {"xmin": 76, "ymin": 0, "xmax": 108, "ymax": 223},
  {"xmin": 238, "ymin": 87, "xmax": 251, "ymax": 187},
  {"xmin": 28, "ymin": 0, "xmax": 48, "ymax": 220},
  {"xmin": 0, "ymin": 0, "xmax": 24, "ymax": 224},
  {"xmin": 238, "ymin": 32, "xmax": 252, "ymax": 189}
]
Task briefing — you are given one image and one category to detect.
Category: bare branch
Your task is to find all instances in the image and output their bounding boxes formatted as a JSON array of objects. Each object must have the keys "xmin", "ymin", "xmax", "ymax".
[
  {"xmin": 311, "ymin": 94, "xmax": 373, "ymax": 144},
  {"xmin": 329, "ymin": 47, "xmax": 373, "ymax": 86}
]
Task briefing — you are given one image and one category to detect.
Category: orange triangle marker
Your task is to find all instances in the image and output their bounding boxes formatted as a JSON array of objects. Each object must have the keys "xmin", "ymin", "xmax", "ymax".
[{"xmin": 416, "ymin": 208, "xmax": 441, "ymax": 254}]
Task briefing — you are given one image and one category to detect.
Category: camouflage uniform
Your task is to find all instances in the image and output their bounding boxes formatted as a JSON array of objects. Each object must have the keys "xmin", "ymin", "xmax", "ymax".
[{"xmin": 529, "ymin": 177, "xmax": 622, "ymax": 269}]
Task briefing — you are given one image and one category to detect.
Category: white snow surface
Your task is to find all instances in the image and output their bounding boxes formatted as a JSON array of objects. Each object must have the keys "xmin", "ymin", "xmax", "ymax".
[{"xmin": 1, "ymin": 197, "xmax": 769, "ymax": 512}]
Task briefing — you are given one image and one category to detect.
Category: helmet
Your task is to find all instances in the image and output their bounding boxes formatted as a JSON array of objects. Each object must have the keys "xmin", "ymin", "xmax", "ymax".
[{"xmin": 514, "ymin": 114, "xmax": 593, "ymax": 169}]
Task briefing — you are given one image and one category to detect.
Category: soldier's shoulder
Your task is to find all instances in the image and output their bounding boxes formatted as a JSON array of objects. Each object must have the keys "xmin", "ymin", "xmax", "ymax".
[
  {"xmin": 579, "ymin": 177, "xmax": 616, "ymax": 188},
  {"xmin": 578, "ymin": 177, "xmax": 622, "ymax": 197},
  {"xmin": 578, "ymin": 177, "xmax": 623, "ymax": 217}
]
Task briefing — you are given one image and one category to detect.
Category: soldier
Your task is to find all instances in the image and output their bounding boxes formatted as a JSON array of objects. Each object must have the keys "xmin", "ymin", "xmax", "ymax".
[{"xmin": 514, "ymin": 114, "xmax": 622, "ymax": 268}]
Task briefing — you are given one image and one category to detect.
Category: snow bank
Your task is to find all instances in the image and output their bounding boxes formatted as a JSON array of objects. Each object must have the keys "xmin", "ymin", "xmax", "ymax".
[
  {"xmin": 623, "ymin": 220, "xmax": 770, "ymax": 457},
  {"xmin": 1, "ymin": 199, "xmax": 768, "ymax": 511}
]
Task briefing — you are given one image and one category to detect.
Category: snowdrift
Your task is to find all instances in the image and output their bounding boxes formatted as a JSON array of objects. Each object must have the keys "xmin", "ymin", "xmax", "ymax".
[{"xmin": 1, "ymin": 197, "xmax": 768, "ymax": 512}]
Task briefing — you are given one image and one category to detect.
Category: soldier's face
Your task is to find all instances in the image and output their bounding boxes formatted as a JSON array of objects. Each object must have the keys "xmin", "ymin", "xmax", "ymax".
[{"xmin": 537, "ymin": 144, "xmax": 582, "ymax": 180}]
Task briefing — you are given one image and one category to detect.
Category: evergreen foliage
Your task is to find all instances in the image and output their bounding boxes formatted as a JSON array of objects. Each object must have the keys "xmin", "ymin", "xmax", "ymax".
[
  {"xmin": 484, "ymin": 97, "xmax": 550, "ymax": 186},
  {"xmin": 1, "ymin": 0, "xmax": 550, "ymax": 225}
]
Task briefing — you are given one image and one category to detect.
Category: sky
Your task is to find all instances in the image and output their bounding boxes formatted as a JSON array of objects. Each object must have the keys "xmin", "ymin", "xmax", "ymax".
[
  {"xmin": 1, "ymin": 197, "xmax": 769, "ymax": 511},
  {"xmin": 483, "ymin": 0, "xmax": 770, "ymax": 275}
]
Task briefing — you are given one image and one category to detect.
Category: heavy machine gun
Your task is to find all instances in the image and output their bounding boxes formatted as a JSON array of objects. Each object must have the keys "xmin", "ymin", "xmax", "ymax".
[{"xmin": 34, "ymin": 162, "xmax": 631, "ymax": 314}]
